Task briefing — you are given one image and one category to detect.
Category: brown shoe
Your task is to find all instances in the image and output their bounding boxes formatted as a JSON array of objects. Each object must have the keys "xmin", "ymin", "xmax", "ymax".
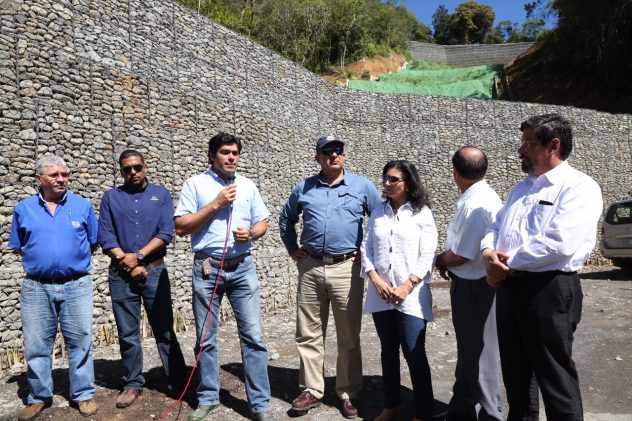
[
  {"xmin": 291, "ymin": 390, "xmax": 321, "ymax": 411},
  {"xmin": 78, "ymin": 399, "xmax": 98, "ymax": 417},
  {"xmin": 18, "ymin": 402, "xmax": 51, "ymax": 421},
  {"xmin": 116, "ymin": 389, "xmax": 142, "ymax": 408},
  {"xmin": 374, "ymin": 406, "xmax": 402, "ymax": 421},
  {"xmin": 341, "ymin": 398, "xmax": 358, "ymax": 419}
]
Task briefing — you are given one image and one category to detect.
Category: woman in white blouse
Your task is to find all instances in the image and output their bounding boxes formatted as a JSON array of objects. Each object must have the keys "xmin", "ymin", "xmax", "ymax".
[{"xmin": 361, "ymin": 160, "xmax": 438, "ymax": 421}]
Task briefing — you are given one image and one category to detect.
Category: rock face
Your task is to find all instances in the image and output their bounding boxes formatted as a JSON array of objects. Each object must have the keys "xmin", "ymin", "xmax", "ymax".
[{"xmin": 0, "ymin": 0, "xmax": 629, "ymax": 355}]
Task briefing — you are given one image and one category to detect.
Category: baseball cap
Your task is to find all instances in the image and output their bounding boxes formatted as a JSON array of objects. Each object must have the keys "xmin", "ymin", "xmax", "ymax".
[{"xmin": 315, "ymin": 135, "xmax": 344, "ymax": 153}]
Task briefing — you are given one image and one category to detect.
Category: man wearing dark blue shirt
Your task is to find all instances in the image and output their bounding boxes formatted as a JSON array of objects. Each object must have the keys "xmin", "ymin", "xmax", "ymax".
[
  {"xmin": 279, "ymin": 135, "xmax": 381, "ymax": 419},
  {"xmin": 9, "ymin": 155, "xmax": 99, "ymax": 421},
  {"xmin": 98, "ymin": 150, "xmax": 185, "ymax": 409}
]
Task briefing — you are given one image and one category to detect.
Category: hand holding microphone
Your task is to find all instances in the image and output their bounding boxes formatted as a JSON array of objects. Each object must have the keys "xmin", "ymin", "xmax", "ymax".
[{"xmin": 214, "ymin": 171, "xmax": 237, "ymax": 209}]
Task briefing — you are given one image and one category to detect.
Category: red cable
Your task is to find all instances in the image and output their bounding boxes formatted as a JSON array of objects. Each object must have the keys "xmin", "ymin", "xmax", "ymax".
[{"xmin": 159, "ymin": 205, "xmax": 234, "ymax": 421}]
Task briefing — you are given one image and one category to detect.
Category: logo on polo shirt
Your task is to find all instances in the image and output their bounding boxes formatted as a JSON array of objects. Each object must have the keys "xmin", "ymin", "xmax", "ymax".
[
  {"xmin": 150, "ymin": 196, "xmax": 159, "ymax": 201},
  {"xmin": 71, "ymin": 220, "xmax": 82, "ymax": 229}
]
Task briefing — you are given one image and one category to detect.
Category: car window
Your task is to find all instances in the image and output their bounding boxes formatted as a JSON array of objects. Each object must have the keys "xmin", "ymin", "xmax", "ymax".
[{"xmin": 605, "ymin": 201, "xmax": 632, "ymax": 225}]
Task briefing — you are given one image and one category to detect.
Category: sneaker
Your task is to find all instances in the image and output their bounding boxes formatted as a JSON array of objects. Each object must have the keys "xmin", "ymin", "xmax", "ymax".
[
  {"xmin": 17, "ymin": 402, "xmax": 52, "ymax": 421},
  {"xmin": 187, "ymin": 404, "xmax": 220, "ymax": 421},
  {"xmin": 291, "ymin": 390, "xmax": 321, "ymax": 411},
  {"xmin": 116, "ymin": 388, "xmax": 142, "ymax": 408},
  {"xmin": 78, "ymin": 399, "xmax": 98, "ymax": 417},
  {"xmin": 251, "ymin": 411, "xmax": 277, "ymax": 421}
]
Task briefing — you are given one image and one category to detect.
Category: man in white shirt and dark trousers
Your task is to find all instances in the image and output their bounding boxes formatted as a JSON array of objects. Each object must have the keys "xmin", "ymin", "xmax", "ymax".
[
  {"xmin": 481, "ymin": 114, "xmax": 603, "ymax": 421},
  {"xmin": 436, "ymin": 146, "xmax": 503, "ymax": 421}
]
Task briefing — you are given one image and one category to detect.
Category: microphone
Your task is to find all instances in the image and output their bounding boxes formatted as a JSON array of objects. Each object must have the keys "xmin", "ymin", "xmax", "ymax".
[{"xmin": 225, "ymin": 171, "xmax": 236, "ymax": 212}]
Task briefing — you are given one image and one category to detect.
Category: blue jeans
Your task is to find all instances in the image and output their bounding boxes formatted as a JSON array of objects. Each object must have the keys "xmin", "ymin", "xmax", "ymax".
[
  {"xmin": 20, "ymin": 275, "xmax": 96, "ymax": 404},
  {"xmin": 108, "ymin": 263, "xmax": 185, "ymax": 391},
  {"xmin": 373, "ymin": 310, "xmax": 434, "ymax": 421},
  {"xmin": 192, "ymin": 255, "xmax": 271, "ymax": 413}
]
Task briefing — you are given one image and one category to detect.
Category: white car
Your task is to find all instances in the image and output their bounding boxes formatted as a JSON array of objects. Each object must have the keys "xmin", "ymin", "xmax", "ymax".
[{"xmin": 600, "ymin": 198, "xmax": 632, "ymax": 272}]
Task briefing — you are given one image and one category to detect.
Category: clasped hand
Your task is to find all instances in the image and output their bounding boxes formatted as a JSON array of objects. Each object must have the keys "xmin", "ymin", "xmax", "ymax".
[{"xmin": 372, "ymin": 277, "xmax": 409, "ymax": 305}]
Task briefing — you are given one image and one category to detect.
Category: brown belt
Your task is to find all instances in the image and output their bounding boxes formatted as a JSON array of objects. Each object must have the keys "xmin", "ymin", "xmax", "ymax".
[{"xmin": 194, "ymin": 251, "xmax": 251, "ymax": 269}]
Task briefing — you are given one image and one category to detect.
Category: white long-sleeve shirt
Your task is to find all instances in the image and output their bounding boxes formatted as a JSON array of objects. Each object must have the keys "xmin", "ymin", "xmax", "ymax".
[
  {"xmin": 481, "ymin": 161, "xmax": 603, "ymax": 272},
  {"xmin": 361, "ymin": 202, "xmax": 437, "ymax": 321}
]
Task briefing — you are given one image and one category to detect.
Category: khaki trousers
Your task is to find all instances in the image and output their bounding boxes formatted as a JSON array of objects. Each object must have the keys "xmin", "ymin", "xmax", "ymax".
[{"xmin": 295, "ymin": 256, "xmax": 364, "ymax": 400}]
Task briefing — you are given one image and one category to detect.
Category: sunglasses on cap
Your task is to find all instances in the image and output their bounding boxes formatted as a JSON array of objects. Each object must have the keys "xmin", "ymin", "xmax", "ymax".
[
  {"xmin": 320, "ymin": 145, "xmax": 344, "ymax": 156},
  {"xmin": 122, "ymin": 164, "xmax": 144, "ymax": 174}
]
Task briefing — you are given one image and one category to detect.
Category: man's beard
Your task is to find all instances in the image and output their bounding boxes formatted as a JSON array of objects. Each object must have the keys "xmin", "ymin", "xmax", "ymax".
[{"xmin": 520, "ymin": 155, "xmax": 532, "ymax": 173}]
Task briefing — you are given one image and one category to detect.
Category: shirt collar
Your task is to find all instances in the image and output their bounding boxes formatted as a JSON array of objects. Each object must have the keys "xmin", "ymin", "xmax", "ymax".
[
  {"xmin": 457, "ymin": 179, "xmax": 488, "ymax": 207},
  {"xmin": 385, "ymin": 200, "xmax": 412, "ymax": 215},
  {"xmin": 529, "ymin": 160, "xmax": 570, "ymax": 186},
  {"xmin": 318, "ymin": 169, "xmax": 347, "ymax": 187},
  {"xmin": 38, "ymin": 190, "xmax": 68, "ymax": 205},
  {"xmin": 207, "ymin": 167, "xmax": 236, "ymax": 185},
  {"xmin": 120, "ymin": 179, "xmax": 149, "ymax": 193}
]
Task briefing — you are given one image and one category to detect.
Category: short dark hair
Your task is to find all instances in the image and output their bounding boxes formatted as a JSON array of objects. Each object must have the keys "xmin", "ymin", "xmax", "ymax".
[
  {"xmin": 520, "ymin": 113, "xmax": 572, "ymax": 160},
  {"xmin": 208, "ymin": 132, "xmax": 242, "ymax": 160},
  {"xmin": 382, "ymin": 160, "xmax": 430, "ymax": 214},
  {"xmin": 452, "ymin": 146, "xmax": 488, "ymax": 181},
  {"xmin": 118, "ymin": 149, "xmax": 144, "ymax": 166}
]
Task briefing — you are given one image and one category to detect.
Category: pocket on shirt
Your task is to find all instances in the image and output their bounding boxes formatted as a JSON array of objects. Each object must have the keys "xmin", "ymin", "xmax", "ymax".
[
  {"xmin": 340, "ymin": 192, "xmax": 363, "ymax": 215},
  {"xmin": 528, "ymin": 203, "xmax": 555, "ymax": 234}
]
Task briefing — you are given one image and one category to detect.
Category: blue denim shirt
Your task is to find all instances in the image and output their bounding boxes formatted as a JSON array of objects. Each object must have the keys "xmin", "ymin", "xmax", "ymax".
[
  {"xmin": 9, "ymin": 191, "xmax": 98, "ymax": 277},
  {"xmin": 97, "ymin": 182, "xmax": 174, "ymax": 261},
  {"xmin": 279, "ymin": 171, "xmax": 381, "ymax": 256},
  {"xmin": 174, "ymin": 168, "xmax": 270, "ymax": 258}
]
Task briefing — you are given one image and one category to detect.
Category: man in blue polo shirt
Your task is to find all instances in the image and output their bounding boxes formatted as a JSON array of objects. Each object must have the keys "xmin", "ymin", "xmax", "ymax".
[
  {"xmin": 174, "ymin": 132, "xmax": 275, "ymax": 421},
  {"xmin": 279, "ymin": 135, "xmax": 381, "ymax": 419},
  {"xmin": 9, "ymin": 155, "xmax": 99, "ymax": 421},
  {"xmin": 98, "ymin": 149, "xmax": 185, "ymax": 409}
]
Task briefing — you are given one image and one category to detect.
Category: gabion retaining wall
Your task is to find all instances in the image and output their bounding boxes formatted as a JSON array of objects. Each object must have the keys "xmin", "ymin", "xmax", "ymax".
[
  {"xmin": 0, "ymin": 0, "xmax": 630, "ymax": 357},
  {"xmin": 408, "ymin": 41, "xmax": 535, "ymax": 66}
]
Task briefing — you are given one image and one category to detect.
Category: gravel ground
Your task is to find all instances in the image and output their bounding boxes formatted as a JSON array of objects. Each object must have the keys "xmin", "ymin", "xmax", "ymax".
[{"xmin": 0, "ymin": 265, "xmax": 630, "ymax": 421}]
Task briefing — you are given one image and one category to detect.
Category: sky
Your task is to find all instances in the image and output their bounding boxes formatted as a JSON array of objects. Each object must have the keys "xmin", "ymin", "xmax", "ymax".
[{"xmin": 407, "ymin": 1, "xmax": 530, "ymax": 28}]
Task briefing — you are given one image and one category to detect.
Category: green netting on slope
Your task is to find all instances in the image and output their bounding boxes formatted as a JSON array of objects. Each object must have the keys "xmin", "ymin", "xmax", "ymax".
[{"xmin": 348, "ymin": 61, "xmax": 503, "ymax": 99}]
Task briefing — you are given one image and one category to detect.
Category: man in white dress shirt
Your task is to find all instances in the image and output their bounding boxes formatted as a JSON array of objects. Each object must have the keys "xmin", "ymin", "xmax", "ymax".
[
  {"xmin": 436, "ymin": 146, "xmax": 503, "ymax": 421},
  {"xmin": 481, "ymin": 114, "xmax": 603, "ymax": 421}
]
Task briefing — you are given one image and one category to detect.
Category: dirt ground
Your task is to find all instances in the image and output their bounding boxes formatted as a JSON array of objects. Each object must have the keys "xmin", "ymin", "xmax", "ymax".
[{"xmin": 1, "ymin": 265, "xmax": 631, "ymax": 421}]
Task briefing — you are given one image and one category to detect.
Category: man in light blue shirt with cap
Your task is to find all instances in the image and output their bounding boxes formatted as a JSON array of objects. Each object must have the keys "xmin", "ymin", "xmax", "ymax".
[
  {"xmin": 279, "ymin": 135, "xmax": 381, "ymax": 419},
  {"xmin": 174, "ymin": 132, "xmax": 275, "ymax": 421}
]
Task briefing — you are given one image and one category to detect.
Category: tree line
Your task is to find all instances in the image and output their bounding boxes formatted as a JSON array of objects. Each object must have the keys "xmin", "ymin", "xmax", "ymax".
[
  {"xmin": 432, "ymin": 0, "xmax": 549, "ymax": 45},
  {"xmin": 177, "ymin": 0, "xmax": 432, "ymax": 73}
]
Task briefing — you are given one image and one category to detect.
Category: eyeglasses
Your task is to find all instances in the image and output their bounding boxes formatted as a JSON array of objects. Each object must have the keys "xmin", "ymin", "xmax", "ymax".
[
  {"xmin": 383, "ymin": 175, "xmax": 405, "ymax": 184},
  {"xmin": 520, "ymin": 139, "xmax": 541, "ymax": 148},
  {"xmin": 320, "ymin": 145, "xmax": 344, "ymax": 156},
  {"xmin": 122, "ymin": 164, "xmax": 144, "ymax": 174},
  {"xmin": 44, "ymin": 172, "xmax": 70, "ymax": 179}
]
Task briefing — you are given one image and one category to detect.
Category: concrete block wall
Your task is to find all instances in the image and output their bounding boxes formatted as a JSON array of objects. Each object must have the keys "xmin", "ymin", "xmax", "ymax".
[{"xmin": 0, "ymin": 0, "xmax": 629, "ymax": 353}]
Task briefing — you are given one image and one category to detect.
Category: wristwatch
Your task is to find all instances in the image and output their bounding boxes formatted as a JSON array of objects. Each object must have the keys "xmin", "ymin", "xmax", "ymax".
[{"xmin": 135, "ymin": 251, "xmax": 145, "ymax": 264}]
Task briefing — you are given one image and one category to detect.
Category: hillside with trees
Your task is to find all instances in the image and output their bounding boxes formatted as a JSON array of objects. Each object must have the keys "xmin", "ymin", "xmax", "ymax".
[
  {"xmin": 177, "ymin": 0, "xmax": 431, "ymax": 73},
  {"xmin": 503, "ymin": 0, "xmax": 632, "ymax": 114}
]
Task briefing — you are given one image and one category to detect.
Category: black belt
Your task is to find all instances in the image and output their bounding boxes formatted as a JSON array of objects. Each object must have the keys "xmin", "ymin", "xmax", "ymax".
[
  {"xmin": 194, "ymin": 252, "xmax": 251, "ymax": 269},
  {"xmin": 310, "ymin": 252, "xmax": 356, "ymax": 264},
  {"xmin": 27, "ymin": 273, "xmax": 88, "ymax": 284}
]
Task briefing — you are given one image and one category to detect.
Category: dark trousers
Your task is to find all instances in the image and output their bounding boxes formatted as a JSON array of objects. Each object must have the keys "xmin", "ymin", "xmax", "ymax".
[
  {"xmin": 109, "ymin": 263, "xmax": 186, "ymax": 392},
  {"xmin": 496, "ymin": 271, "xmax": 583, "ymax": 421},
  {"xmin": 448, "ymin": 273, "xmax": 502, "ymax": 421},
  {"xmin": 373, "ymin": 309, "xmax": 434, "ymax": 421}
]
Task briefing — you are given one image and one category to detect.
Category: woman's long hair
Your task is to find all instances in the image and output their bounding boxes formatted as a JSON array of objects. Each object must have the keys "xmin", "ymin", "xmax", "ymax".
[{"xmin": 382, "ymin": 160, "xmax": 430, "ymax": 214}]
